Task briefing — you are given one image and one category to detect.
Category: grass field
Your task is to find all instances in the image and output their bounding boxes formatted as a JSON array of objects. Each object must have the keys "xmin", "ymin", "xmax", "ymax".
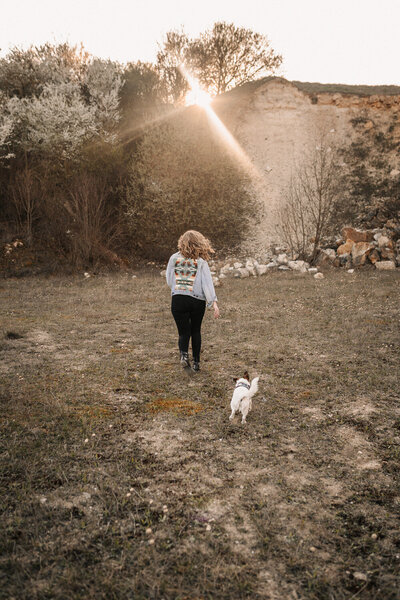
[{"xmin": 1, "ymin": 269, "xmax": 400, "ymax": 600}]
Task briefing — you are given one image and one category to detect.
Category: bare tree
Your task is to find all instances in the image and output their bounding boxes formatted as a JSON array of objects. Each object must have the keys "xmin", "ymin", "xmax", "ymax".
[
  {"xmin": 277, "ymin": 138, "xmax": 342, "ymax": 262},
  {"xmin": 64, "ymin": 173, "xmax": 123, "ymax": 266}
]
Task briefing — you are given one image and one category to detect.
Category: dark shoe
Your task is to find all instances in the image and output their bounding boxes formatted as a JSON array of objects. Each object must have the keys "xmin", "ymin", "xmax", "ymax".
[
  {"xmin": 180, "ymin": 352, "xmax": 191, "ymax": 368},
  {"xmin": 192, "ymin": 361, "xmax": 200, "ymax": 372}
]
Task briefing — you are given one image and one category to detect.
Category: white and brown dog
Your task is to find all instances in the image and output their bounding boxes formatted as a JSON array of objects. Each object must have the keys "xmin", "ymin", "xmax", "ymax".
[{"xmin": 229, "ymin": 371, "xmax": 260, "ymax": 424}]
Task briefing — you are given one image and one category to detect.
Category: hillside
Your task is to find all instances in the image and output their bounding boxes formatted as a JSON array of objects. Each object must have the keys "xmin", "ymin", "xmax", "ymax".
[{"xmin": 213, "ymin": 77, "xmax": 400, "ymax": 251}]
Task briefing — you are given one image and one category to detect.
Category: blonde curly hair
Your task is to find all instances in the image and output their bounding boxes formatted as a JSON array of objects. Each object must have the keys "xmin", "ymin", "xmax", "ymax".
[{"xmin": 178, "ymin": 230, "xmax": 214, "ymax": 260}]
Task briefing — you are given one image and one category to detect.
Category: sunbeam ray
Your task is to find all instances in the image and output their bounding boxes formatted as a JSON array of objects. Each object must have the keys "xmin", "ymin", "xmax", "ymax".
[{"xmin": 180, "ymin": 65, "xmax": 264, "ymax": 181}]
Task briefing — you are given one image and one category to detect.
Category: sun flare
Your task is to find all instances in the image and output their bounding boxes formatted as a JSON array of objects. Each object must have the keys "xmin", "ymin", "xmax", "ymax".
[
  {"xmin": 180, "ymin": 66, "xmax": 263, "ymax": 182},
  {"xmin": 183, "ymin": 75, "xmax": 212, "ymax": 107},
  {"xmin": 185, "ymin": 87, "xmax": 212, "ymax": 107}
]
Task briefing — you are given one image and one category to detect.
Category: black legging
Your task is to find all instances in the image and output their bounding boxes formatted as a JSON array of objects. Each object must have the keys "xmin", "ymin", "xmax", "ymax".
[{"xmin": 171, "ymin": 294, "xmax": 206, "ymax": 362}]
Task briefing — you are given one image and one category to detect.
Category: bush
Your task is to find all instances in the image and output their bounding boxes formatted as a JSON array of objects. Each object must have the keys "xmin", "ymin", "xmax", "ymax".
[
  {"xmin": 124, "ymin": 107, "xmax": 256, "ymax": 260},
  {"xmin": 335, "ymin": 115, "xmax": 400, "ymax": 230}
]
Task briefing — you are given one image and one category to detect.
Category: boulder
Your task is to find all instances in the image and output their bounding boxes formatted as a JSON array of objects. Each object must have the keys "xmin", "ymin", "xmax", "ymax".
[
  {"xmin": 338, "ymin": 255, "xmax": 352, "ymax": 267},
  {"xmin": 316, "ymin": 250, "xmax": 335, "ymax": 267},
  {"xmin": 277, "ymin": 253, "xmax": 288, "ymax": 265},
  {"xmin": 314, "ymin": 272, "xmax": 324, "ymax": 279},
  {"xmin": 380, "ymin": 247, "xmax": 396, "ymax": 260},
  {"xmin": 238, "ymin": 268, "xmax": 250, "ymax": 278},
  {"xmin": 255, "ymin": 264, "xmax": 268, "ymax": 276},
  {"xmin": 342, "ymin": 227, "xmax": 374, "ymax": 243},
  {"xmin": 351, "ymin": 242, "xmax": 374, "ymax": 267},
  {"xmin": 220, "ymin": 263, "xmax": 231, "ymax": 274},
  {"xmin": 322, "ymin": 248, "xmax": 336, "ymax": 259},
  {"xmin": 245, "ymin": 260, "xmax": 256, "ymax": 276},
  {"xmin": 337, "ymin": 240, "xmax": 354, "ymax": 256},
  {"xmin": 378, "ymin": 235, "xmax": 391, "ymax": 248},
  {"xmin": 233, "ymin": 262, "xmax": 243, "ymax": 269},
  {"xmin": 368, "ymin": 249, "xmax": 380, "ymax": 264},
  {"xmin": 375, "ymin": 261, "xmax": 396, "ymax": 270},
  {"xmin": 288, "ymin": 260, "xmax": 309, "ymax": 273}
]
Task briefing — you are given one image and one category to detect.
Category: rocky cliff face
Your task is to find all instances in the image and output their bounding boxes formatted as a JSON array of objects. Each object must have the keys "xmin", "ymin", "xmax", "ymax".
[{"xmin": 214, "ymin": 78, "xmax": 400, "ymax": 252}]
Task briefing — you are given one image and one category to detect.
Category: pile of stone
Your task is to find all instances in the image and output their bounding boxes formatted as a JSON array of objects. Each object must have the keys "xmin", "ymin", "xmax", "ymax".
[
  {"xmin": 208, "ymin": 254, "xmax": 322, "ymax": 286},
  {"xmin": 317, "ymin": 227, "xmax": 400, "ymax": 271},
  {"xmin": 160, "ymin": 227, "xmax": 399, "ymax": 286}
]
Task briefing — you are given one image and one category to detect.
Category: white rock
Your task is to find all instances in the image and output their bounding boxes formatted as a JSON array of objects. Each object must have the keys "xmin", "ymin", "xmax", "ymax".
[
  {"xmin": 322, "ymin": 248, "xmax": 336, "ymax": 259},
  {"xmin": 220, "ymin": 263, "xmax": 231, "ymax": 273},
  {"xmin": 347, "ymin": 269, "xmax": 355, "ymax": 273},
  {"xmin": 238, "ymin": 268, "xmax": 250, "ymax": 278},
  {"xmin": 277, "ymin": 253, "xmax": 288, "ymax": 265},
  {"xmin": 278, "ymin": 265, "xmax": 290, "ymax": 270},
  {"xmin": 314, "ymin": 272, "xmax": 324, "ymax": 279},
  {"xmin": 378, "ymin": 235, "xmax": 390, "ymax": 248},
  {"xmin": 308, "ymin": 267, "xmax": 318, "ymax": 274},
  {"xmin": 160, "ymin": 270, "xmax": 166, "ymax": 277},
  {"xmin": 375, "ymin": 261, "xmax": 396, "ymax": 270},
  {"xmin": 219, "ymin": 273, "xmax": 227, "ymax": 279},
  {"xmin": 390, "ymin": 168, "xmax": 400, "ymax": 177},
  {"xmin": 255, "ymin": 264, "xmax": 268, "ymax": 275},
  {"xmin": 266, "ymin": 262, "xmax": 276, "ymax": 269},
  {"xmin": 233, "ymin": 262, "xmax": 243, "ymax": 269},
  {"xmin": 247, "ymin": 264, "xmax": 256, "ymax": 276},
  {"xmin": 288, "ymin": 260, "xmax": 309, "ymax": 272},
  {"xmin": 353, "ymin": 572, "xmax": 367, "ymax": 582},
  {"xmin": 373, "ymin": 232, "xmax": 382, "ymax": 241}
]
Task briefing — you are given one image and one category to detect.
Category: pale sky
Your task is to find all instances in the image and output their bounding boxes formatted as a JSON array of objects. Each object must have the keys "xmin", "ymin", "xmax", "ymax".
[{"xmin": 1, "ymin": 0, "xmax": 399, "ymax": 85}]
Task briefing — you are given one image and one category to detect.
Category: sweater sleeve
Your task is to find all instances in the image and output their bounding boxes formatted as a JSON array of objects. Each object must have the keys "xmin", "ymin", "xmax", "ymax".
[
  {"xmin": 166, "ymin": 254, "xmax": 176, "ymax": 290},
  {"xmin": 201, "ymin": 261, "xmax": 218, "ymax": 308}
]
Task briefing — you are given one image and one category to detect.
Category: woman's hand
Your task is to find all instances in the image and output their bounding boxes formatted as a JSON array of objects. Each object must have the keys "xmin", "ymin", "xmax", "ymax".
[{"xmin": 213, "ymin": 301, "xmax": 220, "ymax": 319}]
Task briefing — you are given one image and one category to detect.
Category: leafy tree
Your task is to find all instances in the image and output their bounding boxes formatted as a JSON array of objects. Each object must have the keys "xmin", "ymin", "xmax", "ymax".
[
  {"xmin": 0, "ymin": 47, "xmax": 123, "ymax": 254},
  {"xmin": 119, "ymin": 61, "xmax": 169, "ymax": 145},
  {"xmin": 0, "ymin": 43, "xmax": 90, "ymax": 98},
  {"xmin": 157, "ymin": 22, "xmax": 282, "ymax": 101}
]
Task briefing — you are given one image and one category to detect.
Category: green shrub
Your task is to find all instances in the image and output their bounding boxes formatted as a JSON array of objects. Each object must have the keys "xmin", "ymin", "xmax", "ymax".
[{"xmin": 124, "ymin": 107, "xmax": 257, "ymax": 260}]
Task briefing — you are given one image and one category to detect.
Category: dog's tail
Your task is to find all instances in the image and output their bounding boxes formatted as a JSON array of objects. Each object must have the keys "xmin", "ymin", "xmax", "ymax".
[{"xmin": 245, "ymin": 377, "xmax": 259, "ymax": 399}]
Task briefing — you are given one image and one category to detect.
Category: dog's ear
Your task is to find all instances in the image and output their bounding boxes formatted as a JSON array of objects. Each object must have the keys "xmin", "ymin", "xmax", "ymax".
[
  {"xmin": 233, "ymin": 377, "xmax": 239, "ymax": 382},
  {"xmin": 243, "ymin": 371, "xmax": 250, "ymax": 381}
]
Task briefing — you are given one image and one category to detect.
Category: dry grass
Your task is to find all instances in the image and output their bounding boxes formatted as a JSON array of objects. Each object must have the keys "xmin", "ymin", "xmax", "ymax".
[{"xmin": 1, "ymin": 269, "xmax": 400, "ymax": 599}]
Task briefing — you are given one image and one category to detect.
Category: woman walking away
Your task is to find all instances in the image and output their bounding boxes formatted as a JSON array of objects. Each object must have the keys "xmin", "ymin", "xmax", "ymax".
[{"xmin": 166, "ymin": 230, "xmax": 220, "ymax": 372}]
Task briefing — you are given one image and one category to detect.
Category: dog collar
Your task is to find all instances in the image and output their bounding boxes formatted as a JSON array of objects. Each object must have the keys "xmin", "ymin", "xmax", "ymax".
[{"xmin": 235, "ymin": 381, "xmax": 250, "ymax": 390}]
